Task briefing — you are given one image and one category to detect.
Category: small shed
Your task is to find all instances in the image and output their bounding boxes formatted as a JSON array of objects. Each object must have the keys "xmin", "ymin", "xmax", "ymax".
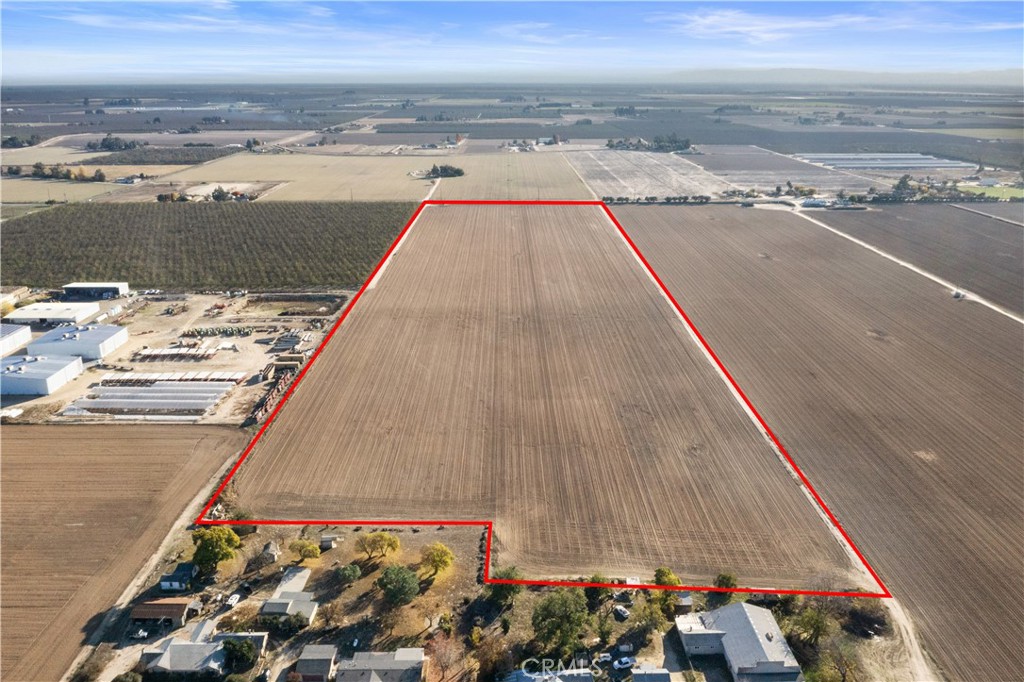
[
  {"xmin": 260, "ymin": 540, "xmax": 281, "ymax": 565},
  {"xmin": 319, "ymin": 534, "xmax": 338, "ymax": 551},
  {"xmin": 674, "ymin": 591, "xmax": 694, "ymax": 615},
  {"xmin": 632, "ymin": 670, "xmax": 671, "ymax": 682},
  {"xmin": 159, "ymin": 562, "xmax": 197, "ymax": 592}
]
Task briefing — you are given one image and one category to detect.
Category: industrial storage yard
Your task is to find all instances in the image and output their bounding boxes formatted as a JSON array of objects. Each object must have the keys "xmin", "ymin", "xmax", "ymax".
[
  {"xmin": 616, "ymin": 205, "xmax": 1023, "ymax": 682},
  {"xmin": 0, "ymin": 426, "xmax": 247, "ymax": 682},
  {"xmin": 228, "ymin": 203, "xmax": 859, "ymax": 587}
]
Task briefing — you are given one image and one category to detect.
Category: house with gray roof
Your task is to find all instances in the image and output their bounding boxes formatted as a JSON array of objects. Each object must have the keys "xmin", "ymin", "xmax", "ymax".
[
  {"xmin": 141, "ymin": 639, "xmax": 225, "ymax": 675},
  {"xmin": 676, "ymin": 602, "xmax": 803, "ymax": 682},
  {"xmin": 142, "ymin": 629, "xmax": 269, "ymax": 675},
  {"xmin": 336, "ymin": 647, "xmax": 425, "ymax": 682},
  {"xmin": 260, "ymin": 566, "xmax": 319, "ymax": 623},
  {"xmin": 296, "ymin": 644, "xmax": 338, "ymax": 682}
]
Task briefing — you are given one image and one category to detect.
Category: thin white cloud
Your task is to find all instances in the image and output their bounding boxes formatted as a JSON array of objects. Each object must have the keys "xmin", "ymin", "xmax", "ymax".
[
  {"xmin": 305, "ymin": 5, "xmax": 333, "ymax": 19},
  {"xmin": 649, "ymin": 9, "xmax": 871, "ymax": 43},
  {"xmin": 490, "ymin": 22, "xmax": 559, "ymax": 44},
  {"xmin": 650, "ymin": 7, "xmax": 1023, "ymax": 44}
]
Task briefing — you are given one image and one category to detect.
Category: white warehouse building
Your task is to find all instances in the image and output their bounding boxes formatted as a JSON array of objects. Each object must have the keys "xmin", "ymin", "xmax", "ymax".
[
  {"xmin": 28, "ymin": 324, "xmax": 128, "ymax": 361},
  {"xmin": 62, "ymin": 281, "xmax": 130, "ymax": 299},
  {"xmin": 3, "ymin": 302, "xmax": 100, "ymax": 325},
  {"xmin": 1, "ymin": 355, "xmax": 84, "ymax": 395},
  {"xmin": 0, "ymin": 323, "xmax": 32, "ymax": 357}
]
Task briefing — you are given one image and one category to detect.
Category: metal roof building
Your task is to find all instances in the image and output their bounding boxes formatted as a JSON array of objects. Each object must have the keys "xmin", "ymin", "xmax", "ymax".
[
  {"xmin": 1, "ymin": 355, "xmax": 83, "ymax": 395},
  {"xmin": 62, "ymin": 281, "xmax": 130, "ymax": 299},
  {"xmin": 28, "ymin": 324, "xmax": 128, "ymax": 361},
  {"xmin": 794, "ymin": 153, "xmax": 975, "ymax": 170},
  {"xmin": 0, "ymin": 323, "xmax": 32, "ymax": 357},
  {"xmin": 676, "ymin": 603, "xmax": 803, "ymax": 682},
  {"xmin": 67, "ymin": 381, "xmax": 233, "ymax": 416},
  {"xmin": 3, "ymin": 302, "xmax": 100, "ymax": 325}
]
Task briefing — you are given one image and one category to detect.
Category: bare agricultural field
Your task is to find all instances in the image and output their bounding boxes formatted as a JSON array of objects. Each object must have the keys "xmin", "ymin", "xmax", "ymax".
[
  {"xmin": 916, "ymin": 127, "xmax": 1024, "ymax": 141},
  {"xmin": 0, "ymin": 176, "xmax": 125, "ymax": 202},
  {"xmin": 429, "ymin": 153, "xmax": 592, "ymax": 200},
  {"xmin": 230, "ymin": 203, "xmax": 856, "ymax": 589},
  {"xmin": 157, "ymin": 153, "xmax": 435, "ymax": 201},
  {"xmin": 1, "ymin": 425, "xmax": 247, "ymax": 682},
  {"xmin": 566, "ymin": 150, "xmax": 732, "ymax": 198},
  {"xmin": 618, "ymin": 205, "xmax": 1024, "ymax": 682},
  {"xmin": 816, "ymin": 204, "xmax": 1024, "ymax": 315},
  {"xmin": 955, "ymin": 201, "xmax": 1024, "ymax": 225},
  {"xmin": 0, "ymin": 144, "xmax": 109, "ymax": 166}
]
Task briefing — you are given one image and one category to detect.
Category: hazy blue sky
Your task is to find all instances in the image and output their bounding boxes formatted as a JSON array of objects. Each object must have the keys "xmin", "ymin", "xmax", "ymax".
[{"xmin": 3, "ymin": 1, "xmax": 1022, "ymax": 83}]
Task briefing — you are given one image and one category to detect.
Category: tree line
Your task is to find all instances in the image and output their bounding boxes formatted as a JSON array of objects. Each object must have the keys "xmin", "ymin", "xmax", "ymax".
[{"xmin": 5, "ymin": 162, "xmax": 106, "ymax": 183}]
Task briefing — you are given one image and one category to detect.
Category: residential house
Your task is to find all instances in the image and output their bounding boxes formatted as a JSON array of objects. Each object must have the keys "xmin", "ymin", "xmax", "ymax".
[
  {"xmin": 336, "ymin": 648, "xmax": 426, "ymax": 682},
  {"xmin": 259, "ymin": 566, "xmax": 319, "ymax": 623},
  {"xmin": 142, "ymin": 639, "xmax": 225, "ymax": 676},
  {"xmin": 142, "ymin": 629, "xmax": 269, "ymax": 675},
  {"xmin": 296, "ymin": 644, "xmax": 337, "ymax": 682},
  {"xmin": 676, "ymin": 603, "xmax": 803, "ymax": 682}
]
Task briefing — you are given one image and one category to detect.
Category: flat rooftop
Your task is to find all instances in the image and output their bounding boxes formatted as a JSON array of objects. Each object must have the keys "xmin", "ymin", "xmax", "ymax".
[
  {"xmin": 1, "ymin": 323, "xmax": 30, "ymax": 339},
  {"xmin": 4, "ymin": 302, "xmax": 100, "ymax": 322},
  {"xmin": 2, "ymin": 354, "xmax": 82, "ymax": 378},
  {"xmin": 30, "ymin": 324, "xmax": 126, "ymax": 346},
  {"xmin": 63, "ymin": 281, "xmax": 129, "ymax": 288}
]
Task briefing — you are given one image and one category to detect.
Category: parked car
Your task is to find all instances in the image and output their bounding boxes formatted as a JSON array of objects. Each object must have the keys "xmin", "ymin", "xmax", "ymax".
[
  {"xmin": 227, "ymin": 593, "xmax": 241, "ymax": 607},
  {"xmin": 612, "ymin": 657, "xmax": 636, "ymax": 670},
  {"xmin": 594, "ymin": 653, "xmax": 612, "ymax": 663},
  {"xmin": 613, "ymin": 605, "xmax": 630, "ymax": 621},
  {"xmin": 129, "ymin": 628, "xmax": 148, "ymax": 640}
]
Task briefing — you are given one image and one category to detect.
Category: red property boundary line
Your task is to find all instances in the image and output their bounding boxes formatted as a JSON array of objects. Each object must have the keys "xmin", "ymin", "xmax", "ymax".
[{"xmin": 196, "ymin": 199, "xmax": 891, "ymax": 600}]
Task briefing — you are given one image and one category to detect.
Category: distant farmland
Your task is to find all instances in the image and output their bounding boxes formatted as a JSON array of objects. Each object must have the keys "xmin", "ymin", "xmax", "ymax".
[
  {"xmin": 432, "ymin": 153, "xmax": 593, "ymax": 200},
  {"xmin": 231, "ymin": 203, "xmax": 857, "ymax": 588},
  {"xmin": 155, "ymin": 154, "xmax": 435, "ymax": 201},
  {"xmin": 814, "ymin": 204, "xmax": 1024, "ymax": 314},
  {"xmin": 618, "ymin": 205, "xmax": 1024, "ymax": 682},
  {"xmin": 1, "ymin": 202, "xmax": 417, "ymax": 290},
  {"xmin": 1, "ymin": 425, "xmax": 247, "ymax": 682},
  {"xmin": 566, "ymin": 150, "xmax": 731, "ymax": 198}
]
